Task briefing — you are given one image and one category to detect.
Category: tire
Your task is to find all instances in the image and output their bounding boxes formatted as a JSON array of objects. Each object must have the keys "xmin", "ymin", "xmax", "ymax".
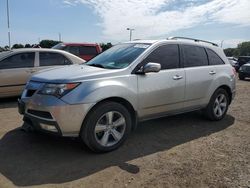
[
  {"xmin": 239, "ymin": 74, "xmax": 245, "ymax": 80},
  {"xmin": 204, "ymin": 88, "xmax": 229, "ymax": 121},
  {"xmin": 80, "ymin": 101, "xmax": 132, "ymax": 153}
]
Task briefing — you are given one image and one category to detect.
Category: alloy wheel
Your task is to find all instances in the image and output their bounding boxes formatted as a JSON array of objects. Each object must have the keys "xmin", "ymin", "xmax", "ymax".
[
  {"xmin": 94, "ymin": 111, "xmax": 126, "ymax": 147},
  {"xmin": 213, "ymin": 94, "xmax": 227, "ymax": 118}
]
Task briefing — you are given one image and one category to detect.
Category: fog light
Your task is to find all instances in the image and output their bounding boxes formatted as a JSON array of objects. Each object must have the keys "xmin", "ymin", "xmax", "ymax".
[{"xmin": 40, "ymin": 123, "xmax": 58, "ymax": 132}]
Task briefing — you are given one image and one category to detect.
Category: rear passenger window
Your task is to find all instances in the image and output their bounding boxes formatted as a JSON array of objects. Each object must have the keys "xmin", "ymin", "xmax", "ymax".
[
  {"xmin": 79, "ymin": 46, "xmax": 98, "ymax": 56},
  {"xmin": 0, "ymin": 52, "xmax": 35, "ymax": 69},
  {"xmin": 65, "ymin": 46, "xmax": 80, "ymax": 56},
  {"xmin": 39, "ymin": 52, "xmax": 72, "ymax": 66},
  {"xmin": 144, "ymin": 44, "xmax": 179, "ymax": 70},
  {"xmin": 206, "ymin": 49, "xmax": 225, "ymax": 65},
  {"xmin": 182, "ymin": 45, "xmax": 208, "ymax": 67}
]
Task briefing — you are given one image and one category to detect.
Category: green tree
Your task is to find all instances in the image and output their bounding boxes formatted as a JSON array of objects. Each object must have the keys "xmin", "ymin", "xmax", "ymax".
[
  {"xmin": 100, "ymin": 42, "xmax": 112, "ymax": 51},
  {"xmin": 12, "ymin": 44, "xmax": 24, "ymax": 49},
  {"xmin": 24, "ymin": 44, "xmax": 32, "ymax": 48},
  {"xmin": 224, "ymin": 48, "xmax": 237, "ymax": 57},
  {"xmin": 237, "ymin": 41, "xmax": 250, "ymax": 56},
  {"xmin": 39, "ymin": 40, "xmax": 61, "ymax": 48}
]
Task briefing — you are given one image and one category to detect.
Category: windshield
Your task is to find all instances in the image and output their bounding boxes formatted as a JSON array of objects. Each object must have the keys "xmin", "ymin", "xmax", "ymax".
[
  {"xmin": 86, "ymin": 43, "xmax": 150, "ymax": 69},
  {"xmin": 0, "ymin": 51, "xmax": 11, "ymax": 60},
  {"xmin": 52, "ymin": 43, "xmax": 65, "ymax": 49}
]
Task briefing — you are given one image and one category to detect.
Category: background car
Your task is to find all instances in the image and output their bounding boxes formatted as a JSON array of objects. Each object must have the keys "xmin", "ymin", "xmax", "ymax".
[
  {"xmin": 227, "ymin": 57, "xmax": 238, "ymax": 68},
  {"xmin": 235, "ymin": 56, "xmax": 250, "ymax": 71},
  {"xmin": 0, "ymin": 48, "xmax": 85, "ymax": 98},
  {"xmin": 238, "ymin": 63, "xmax": 250, "ymax": 80},
  {"xmin": 52, "ymin": 42, "xmax": 102, "ymax": 61}
]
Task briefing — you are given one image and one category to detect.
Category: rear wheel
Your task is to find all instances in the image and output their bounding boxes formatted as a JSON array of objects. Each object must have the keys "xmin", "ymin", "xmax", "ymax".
[
  {"xmin": 204, "ymin": 88, "xmax": 229, "ymax": 121},
  {"xmin": 80, "ymin": 101, "xmax": 132, "ymax": 152},
  {"xmin": 239, "ymin": 74, "xmax": 245, "ymax": 80}
]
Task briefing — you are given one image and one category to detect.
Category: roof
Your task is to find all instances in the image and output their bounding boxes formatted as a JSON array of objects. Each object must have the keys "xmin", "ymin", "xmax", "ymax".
[
  {"xmin": 60, "ymin": 42, "xmax": 99, "ymax": 46},
  {"xmin": 8, "ymin": 48, "xmax": 67, "ymax": 53},
  {"xmin": 242, "ymin": 63, "xmax": 250, "ymax": 67},
  {"xmin": 125, "ymin": 38, "xmax": 220, "ymax": 49}
]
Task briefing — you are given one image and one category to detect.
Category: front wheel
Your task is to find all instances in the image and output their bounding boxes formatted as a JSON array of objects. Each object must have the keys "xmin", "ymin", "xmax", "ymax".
[
  {"xmin": 204, "ymin": 88, "xmax": 229, "ymax": 121},
  {"xmin": 80, "ymin": 101, "xmax": 132, "ymax": 152}
]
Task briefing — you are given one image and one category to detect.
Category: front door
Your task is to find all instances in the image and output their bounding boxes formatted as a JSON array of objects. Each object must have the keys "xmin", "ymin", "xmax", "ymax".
[
  {"xmin": 136, "ymin": 44, "xmax": 185, "ymax": 119},
  {"xmin": 0, "ymin": 52, "xmax": 35, "ymax": 97}
]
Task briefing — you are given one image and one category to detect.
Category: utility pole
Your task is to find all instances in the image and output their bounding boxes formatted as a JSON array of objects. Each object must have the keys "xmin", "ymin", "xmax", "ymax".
[
  {"xmin": 7, "ymin": 0, "xmax": 11, "ymax": 49},
  {"xmin": 58, "ymin": 32, "xmax": 61, "ymax": 41},
  {"xmin": 221, "ymin": 40, "xmax": 224, "ymax": 48},
  {"xmin": 127, "ymin": 28, "xmax": 135, "ymax": 41}
]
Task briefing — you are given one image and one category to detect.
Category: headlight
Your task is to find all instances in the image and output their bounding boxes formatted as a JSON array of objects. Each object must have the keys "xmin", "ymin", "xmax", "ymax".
[{"xmin": 38, "ymin": 83, "xmax": 80, "ymax": 98}]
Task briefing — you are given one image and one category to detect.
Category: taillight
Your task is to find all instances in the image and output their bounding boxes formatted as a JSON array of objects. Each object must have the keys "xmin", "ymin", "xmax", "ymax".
[{"xmin": 232, "ymin": 67, "xmax": 236, "ymax": 76}]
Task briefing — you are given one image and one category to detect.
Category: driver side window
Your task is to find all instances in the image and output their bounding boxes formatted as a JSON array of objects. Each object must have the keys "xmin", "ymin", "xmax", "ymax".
[{"xmin": 144, "ymin": 44, "xmax": 180, "ymax": 70}]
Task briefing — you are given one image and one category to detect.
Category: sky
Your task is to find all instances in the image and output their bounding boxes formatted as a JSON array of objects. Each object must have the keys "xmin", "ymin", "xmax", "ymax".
[{"xmin": 0, "ymin": 0, "xmax": 250, "ymax": 48}]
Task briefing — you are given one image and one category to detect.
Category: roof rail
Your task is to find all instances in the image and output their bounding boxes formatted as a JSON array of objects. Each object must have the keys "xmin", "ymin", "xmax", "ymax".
[{"xmin": 167, "ymin": 36, "xmax": 218, "ymax": 47}]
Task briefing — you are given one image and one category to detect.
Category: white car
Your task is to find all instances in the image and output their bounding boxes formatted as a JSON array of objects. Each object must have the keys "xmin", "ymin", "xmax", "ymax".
[{"xmin": 0, "ymin": 48, "xmax": 85, "ymax": 98}]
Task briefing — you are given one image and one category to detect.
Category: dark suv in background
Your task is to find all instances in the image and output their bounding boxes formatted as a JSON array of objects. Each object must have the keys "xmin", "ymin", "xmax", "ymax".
[
  {"xmin": 52, "ymin": 43, "xmax": 102, "ymax": 61},
  {"xmin": 235, "ymin": 56, "xmax": 250, "ymax": 71}
]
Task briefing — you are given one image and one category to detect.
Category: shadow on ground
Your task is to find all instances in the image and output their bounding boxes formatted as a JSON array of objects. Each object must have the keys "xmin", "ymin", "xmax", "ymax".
[
  {"xmin": 0, "ymin": 97, "xmax": 18, "ymax": 109},
  {"xmin": 0, "ymin": 112, "xmax": 234, "ymax": 186}
]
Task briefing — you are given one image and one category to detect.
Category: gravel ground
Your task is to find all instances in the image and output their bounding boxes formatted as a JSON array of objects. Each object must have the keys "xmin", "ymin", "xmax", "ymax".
[{"xmin": 0, "ymin": 79, "xmax": 249, "ymax": 188}]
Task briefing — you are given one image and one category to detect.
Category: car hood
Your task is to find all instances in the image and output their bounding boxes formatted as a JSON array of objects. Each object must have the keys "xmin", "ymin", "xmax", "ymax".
[{"xmin": 30, "ymin": 64, "xmax": 126, "ymax": 83}]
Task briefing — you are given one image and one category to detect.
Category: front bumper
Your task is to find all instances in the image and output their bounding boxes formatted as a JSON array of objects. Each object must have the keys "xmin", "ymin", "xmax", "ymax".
[{"xmin": 18, "ymin": 94, "xmax": 94, "ymax": 137}]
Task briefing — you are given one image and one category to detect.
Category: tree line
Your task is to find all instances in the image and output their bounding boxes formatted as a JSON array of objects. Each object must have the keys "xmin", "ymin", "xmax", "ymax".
[
  {"xmin": 224, "ymin": 41, "xmax": 250, "ymax": 57},
  {"xmin": 0, "ymin": 40, "xmax": 113, "ymax": 52}
]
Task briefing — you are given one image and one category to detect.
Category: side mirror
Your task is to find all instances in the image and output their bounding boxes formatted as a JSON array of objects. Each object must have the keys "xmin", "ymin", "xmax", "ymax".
[{"xmin": 143, "ymin": 62, "xmax": 161, "ymax": 73}]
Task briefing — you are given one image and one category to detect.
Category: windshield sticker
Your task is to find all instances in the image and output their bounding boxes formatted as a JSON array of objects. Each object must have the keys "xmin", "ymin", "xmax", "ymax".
[{"xmin": 134, "ymin": 44, "xmax": 150, "ymax": 49}]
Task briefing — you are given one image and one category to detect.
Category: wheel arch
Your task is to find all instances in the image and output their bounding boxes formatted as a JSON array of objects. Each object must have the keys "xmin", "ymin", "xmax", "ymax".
[
  {"xmin": 217, "ymin": 85, "xmax": 233, "ymax": 104},
  {"xmin": 80, "ymin": 97, "xmax": 138, "ymax": 136}
]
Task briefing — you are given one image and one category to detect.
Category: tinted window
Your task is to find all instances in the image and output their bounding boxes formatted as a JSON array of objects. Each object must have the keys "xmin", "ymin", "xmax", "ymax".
[
  {"xmin": 65, "ymin": 46, "xmax": 80, "ymax": 56},
  {"xmin": 182, "ymin": 45, "xmax": 208, "ymax": 67},
  {"xmin": 79, "ymin": 46, "xmax": 97, "ymax": 55},
  {"xmin": 39, "ymin": 52, "xmax": 72, "ymax": 66},
  {"xmin": 0, "ymin": 52, "xmax": 34, "ymax": 69},
  {"xmin": 144, "ymin": 44, "xmax": 179, "ymax": 70},
  {"xmin": 207, "ymin": 49, "xmax": 224, "ymax": 65}
]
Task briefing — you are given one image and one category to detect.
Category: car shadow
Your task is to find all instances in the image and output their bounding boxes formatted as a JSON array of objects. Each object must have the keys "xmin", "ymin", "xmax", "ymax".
[
  {"xmin": 0, "ymin": 112, "xmax": 235, "ymax": 186},
  {"xmin": 240, "ymin": 78, "xmax": 250, "ymax": 82},
  {"xmin": 0, "ymin": 97, "xmax": 18, "ymax": 109}
]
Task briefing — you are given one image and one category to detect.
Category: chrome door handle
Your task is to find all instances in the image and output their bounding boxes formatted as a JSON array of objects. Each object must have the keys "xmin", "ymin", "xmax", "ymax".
[
  {"xmin": 173, "ymin": 75, "xmax": 183, "ymax": 80},
  {"xmin": 209, "ymin": 70, "xmax": 216, "ymax": 75}
]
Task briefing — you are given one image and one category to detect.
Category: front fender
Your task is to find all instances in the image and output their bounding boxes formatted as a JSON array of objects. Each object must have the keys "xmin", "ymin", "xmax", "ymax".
[{"xmin": 61, "ymin": 76, "xmax": 138, "ymax": 109}]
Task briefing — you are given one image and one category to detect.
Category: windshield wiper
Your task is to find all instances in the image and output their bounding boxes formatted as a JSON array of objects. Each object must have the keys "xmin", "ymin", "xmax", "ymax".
[{"xmin": 88, "ymin": 64, "xmax": 105, "ymax": 68}]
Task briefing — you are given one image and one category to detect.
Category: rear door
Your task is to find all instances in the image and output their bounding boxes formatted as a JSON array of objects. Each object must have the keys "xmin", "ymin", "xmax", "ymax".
[
  {"xmin": 137, "ymin": 44, "xmax": 185, "ymax": 119},
  {"xmin": 181, "ymin": 45, "xmax": 215, "ymax": 108},
  {"xmin": 0, "ymin": 52, "xmax": 35, "ymax": 97},
  {"xmin": 79, "ymin": 46, "xmax": 98, "ymax": 61}
]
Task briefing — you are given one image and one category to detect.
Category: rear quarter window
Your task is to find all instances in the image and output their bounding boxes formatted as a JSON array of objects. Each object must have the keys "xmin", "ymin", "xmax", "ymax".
[{"xmin": 206, "ymin": 49, "xmax": 225, "ymax": 65}]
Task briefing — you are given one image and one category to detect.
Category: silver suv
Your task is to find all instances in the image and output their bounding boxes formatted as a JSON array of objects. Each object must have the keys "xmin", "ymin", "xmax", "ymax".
[{"xmin": 18, "ymin": 37, "xmax": 236, "ymax": 152}]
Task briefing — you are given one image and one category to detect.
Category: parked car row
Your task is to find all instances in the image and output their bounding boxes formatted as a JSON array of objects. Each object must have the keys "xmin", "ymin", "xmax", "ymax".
[
  {"xmin": 17, "ymin": 37, "xmax": 236, "ymax": 152},
  {"xmin": 0, "ymin": 48, "xmax": 85, "ymax": 98},
  {"xmin": 238, "ymin": 63, "xmax": 250, "ymax": 80},
  {"xmin": 227, "ymin": 56, "xmax": 250, "ymax": 72}
]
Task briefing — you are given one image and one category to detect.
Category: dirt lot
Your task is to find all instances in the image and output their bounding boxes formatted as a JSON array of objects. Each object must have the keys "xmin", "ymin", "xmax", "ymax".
[{"xmin": 0, "ymin": 79, "xmax": 249, "ymax": 188}]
